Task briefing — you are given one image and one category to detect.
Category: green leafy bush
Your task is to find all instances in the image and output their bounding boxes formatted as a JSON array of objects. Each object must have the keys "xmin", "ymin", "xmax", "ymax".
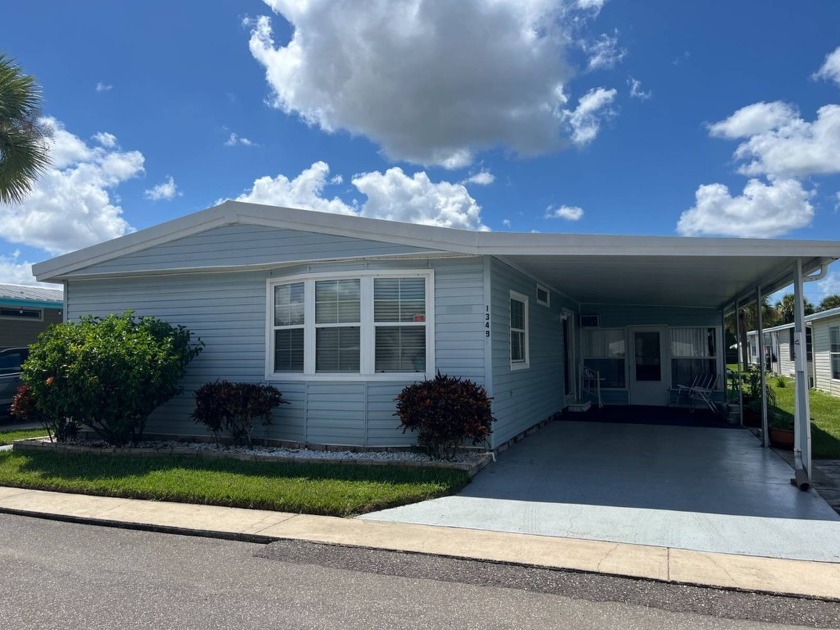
[
  {"xmin": 22, "ymin": 311, "xmax": 204, "ymax": 445},
  {"xmin": 395, "ymin": 372, "xmax": 495, "ymax": 460},
  {"xmin": 10, "ymin": 383, "xmax": 78, "ymax": 442},
  {"xmin": 776, "ymin": 377, "xmax": 786, "ymax": 388},
  {"xmin": 192, "ymin": 380, "xmax": 288, "ymax": 446}
]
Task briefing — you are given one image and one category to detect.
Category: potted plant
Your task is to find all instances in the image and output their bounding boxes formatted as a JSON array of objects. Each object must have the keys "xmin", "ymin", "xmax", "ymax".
[{"xmin": 768, "ymin": 411, "xmax": 795, "ymax": 449}]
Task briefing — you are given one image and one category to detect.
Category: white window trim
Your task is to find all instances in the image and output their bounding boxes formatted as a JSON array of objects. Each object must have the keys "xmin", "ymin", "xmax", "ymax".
[
  {"xmin": 830, "ymin": 325, "xmax": 840, "ymax": 381},
  {"xmin": 265, "ymin": 269, "xmax": 435, "ymax": 381},
  {"xmin": 536, "ymin": 284, "xmax": 550, "ymax": 307},
  {"xmin": 509, "ymin": 290, "xmax": 529, "ymax": 371}
]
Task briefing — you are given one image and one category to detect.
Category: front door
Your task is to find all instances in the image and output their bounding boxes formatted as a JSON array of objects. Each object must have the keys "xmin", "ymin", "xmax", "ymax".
[{"xmin": 629, "ymin": 326, "xmax": 667, "ymax": 405}]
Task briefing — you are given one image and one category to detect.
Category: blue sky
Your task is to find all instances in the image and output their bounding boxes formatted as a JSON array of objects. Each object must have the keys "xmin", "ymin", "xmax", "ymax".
[{"xmin": 2, "ymin": 0, "xmax": 840, "ymax": 303}]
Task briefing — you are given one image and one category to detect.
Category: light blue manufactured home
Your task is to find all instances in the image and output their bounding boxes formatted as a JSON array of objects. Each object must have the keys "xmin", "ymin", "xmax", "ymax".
[{"xmin": 33, "ymin": 202, "xmax": 840, "ymax": 480}]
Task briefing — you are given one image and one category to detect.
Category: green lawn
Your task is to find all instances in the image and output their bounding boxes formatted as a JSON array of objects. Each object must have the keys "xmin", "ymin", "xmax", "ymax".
[
  {"xmin": 0, "ymin": 428, "xmax": 49, "ymax": 446},
  {"xmin": 0, "ymin": 450, "xmax": 469, "ymax": 516},
  {"xmin": 768, "ymin": 376, "xmax": 840, "ymax": 459}
]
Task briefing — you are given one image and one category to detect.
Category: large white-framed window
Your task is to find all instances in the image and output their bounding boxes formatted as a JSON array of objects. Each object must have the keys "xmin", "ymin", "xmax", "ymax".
[
  {"xmin": 581, "ymin": 328, "xmax": 626, "ymax": 388},
  {"xmin": 670, "ymin": 327, "xmax": 717, "ymax": 389},
  {"xmin": 267, "ymin": 270, "xmax": 434, "ymax": 380},
  {"xmin": 830, "ymin": 326, "xmax": 840, "ymax": 380},
  {"xmin": 509, "ymin": 290, "xmax": 529, "ymax": 370}
]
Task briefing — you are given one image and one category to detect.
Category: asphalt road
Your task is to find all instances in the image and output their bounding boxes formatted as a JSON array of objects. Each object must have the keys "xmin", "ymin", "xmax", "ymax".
[{"xmin": 0, "ymin": 513, "xmax": 837, "ymax": 630}]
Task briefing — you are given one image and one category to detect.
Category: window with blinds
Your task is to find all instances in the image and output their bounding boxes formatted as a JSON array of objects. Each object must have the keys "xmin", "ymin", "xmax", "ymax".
[
  {"xmin": 374, "ymin": 277, "xmax": 426, "ymax": 372},
  {"xmin": 581, "ymin": 328, "xmax": 626, "ymax": 388},
  {"xmin": 273, "ymin": 282, "xmax": 304, "ymax": 372},
  {"xmin": 268, "ymin": 272, "xmax": 431, "ymax": 378},
  {"xmin": 509, "ymin": 291, "xmax": 529, "ymax": 369},
  {"xmin": 315, "ymin": 279, "xmax": 361, "ymax": 372},
  {"xmin": 670, "ymin": 327, "xmax": 717, "ymax": 389},
  {"xmin": 830, "ymin": 326, "xmax": 840, "ymax": 380}
]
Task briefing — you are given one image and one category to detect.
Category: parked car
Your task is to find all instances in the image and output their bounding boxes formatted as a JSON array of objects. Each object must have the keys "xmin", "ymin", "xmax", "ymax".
[{"xmin": 0, "ymin": 347, "xmax": 29, "ymax": 418}]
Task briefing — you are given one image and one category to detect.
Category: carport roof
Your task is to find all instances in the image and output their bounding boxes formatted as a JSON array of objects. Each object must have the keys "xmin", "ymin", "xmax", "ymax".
[{"xmin": 33, "ymin": 201, "xmax": 840, "ymax": 311}]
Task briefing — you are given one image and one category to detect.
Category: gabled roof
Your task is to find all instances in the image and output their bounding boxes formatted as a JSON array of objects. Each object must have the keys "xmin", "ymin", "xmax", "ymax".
[
  {"xmin": 0, "ymin": 283, "xmax": 63, "ymax": 308},
  {"xmin": 33, "ymin": 200, "xmax": 840, "ymax": 310},
  {"xmin": 748, "ymin": 306, "xmax": 840, "ymax": 335}
]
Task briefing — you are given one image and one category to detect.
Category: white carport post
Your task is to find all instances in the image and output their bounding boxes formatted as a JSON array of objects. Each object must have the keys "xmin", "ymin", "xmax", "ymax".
[
  {"xmin": 735, "ymin": 297, "xmax": 744, "ymax": 426},
  {"xmin": 792, "ymin": 259, "xmax": 812, "ymax": 485},
  {"xmin": 756, "ymin": 286, "xmax": 768, "ymax": 447}
]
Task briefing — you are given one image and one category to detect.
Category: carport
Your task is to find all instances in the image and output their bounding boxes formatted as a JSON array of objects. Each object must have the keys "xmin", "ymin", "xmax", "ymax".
[
  {"xmin": 484, "ymin": 234, "xmax": 840, "ymax": 486},
  {"xmin": 361, "ymin": 417, "xmax": 840, "ymax": 561}
]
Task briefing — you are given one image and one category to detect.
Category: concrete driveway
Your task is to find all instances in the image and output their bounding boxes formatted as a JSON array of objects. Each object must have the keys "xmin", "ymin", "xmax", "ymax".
[{"xmin": 361, "ymin": 420, "xmax": 840, "ymax": 562}]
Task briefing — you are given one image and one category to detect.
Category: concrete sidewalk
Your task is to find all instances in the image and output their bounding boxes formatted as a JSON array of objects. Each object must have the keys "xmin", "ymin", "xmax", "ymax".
[{"xmin": 0, "ymin": 485, "xmax": 838, "ymax": 601}]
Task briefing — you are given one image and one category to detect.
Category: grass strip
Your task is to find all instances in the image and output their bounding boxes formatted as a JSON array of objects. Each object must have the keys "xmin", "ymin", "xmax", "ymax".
[
  {"xmin": 0, "ymin": 428, "xmax": 49, "ymax": 446},
  {"xmin": 769, "ymin": 377, "xmax": 840, "ymax": 459},
  {"xmin": 0, "ymin": 450, "xmax": 469, "ymax": 516}
]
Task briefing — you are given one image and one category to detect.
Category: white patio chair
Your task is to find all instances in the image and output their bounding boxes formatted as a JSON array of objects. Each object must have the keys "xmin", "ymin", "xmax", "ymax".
[
  {"xmin": 689, "ymin": 374, "xmax": 718, "ymax": 413},
  {"xmin": 675, "ymin": 374, "xmax": 701, "ymax": 407}
]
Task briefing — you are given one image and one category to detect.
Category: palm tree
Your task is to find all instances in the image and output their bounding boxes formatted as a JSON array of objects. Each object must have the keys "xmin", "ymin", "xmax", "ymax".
[
  {"xmin": 775, "ymin": 293, "xmax": 815, "ymax": 324},
  {"xmin": 817, "ymin": 295, "xmax": 840, "ymax": 312},
  {"xmin": 0, "ymin": 54, "xmax": 50, "ymax": 205}
]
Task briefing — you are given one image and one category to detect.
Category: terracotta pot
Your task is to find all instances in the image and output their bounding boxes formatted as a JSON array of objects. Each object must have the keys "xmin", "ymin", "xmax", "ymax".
[{"xmin": 769, "ymin": 428, "xmax": 794, "ymax": 449}]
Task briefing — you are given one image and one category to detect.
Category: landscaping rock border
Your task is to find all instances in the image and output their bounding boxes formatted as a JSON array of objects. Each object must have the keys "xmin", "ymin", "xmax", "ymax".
[{"xmin": 12, "ymin": 438, "xmax": 494, "ymax": 478}]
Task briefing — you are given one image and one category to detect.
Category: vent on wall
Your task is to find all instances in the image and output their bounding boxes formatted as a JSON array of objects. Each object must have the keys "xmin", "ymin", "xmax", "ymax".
[
  {"xmin": 536, "ymin": 284, "xmax": 550, "ymax": 307},
  {"xmin": 580, "ymin": 314, "xmax": 600, "ymax": 328}
]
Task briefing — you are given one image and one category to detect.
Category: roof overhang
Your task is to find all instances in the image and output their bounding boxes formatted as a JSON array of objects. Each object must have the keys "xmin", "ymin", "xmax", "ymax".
[{"xmin": 33, "ymin": 201, "xmax": 840, "ymax": 312}]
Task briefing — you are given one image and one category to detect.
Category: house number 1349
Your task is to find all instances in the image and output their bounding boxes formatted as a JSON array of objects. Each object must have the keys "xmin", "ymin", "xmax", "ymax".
[{"xmin": 485, "ymin": 306, "xmax": 490, "ymax": 338}]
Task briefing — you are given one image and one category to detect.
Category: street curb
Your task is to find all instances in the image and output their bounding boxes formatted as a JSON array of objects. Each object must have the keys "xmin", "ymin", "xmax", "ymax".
[
  {"xmin": 0, "ymin": 505, "xmax": 279, "ymax": 544},
  {"xmin": 1, "ymin": 499, "xmax": 838, "ymax": 602}
]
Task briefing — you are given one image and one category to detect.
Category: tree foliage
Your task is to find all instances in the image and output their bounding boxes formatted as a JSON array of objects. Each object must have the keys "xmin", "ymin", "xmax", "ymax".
[
  {"xmin": 775, "ymin": 293, "xmax": 815, "ymax": 324},
  {"xmin": 22, "ymin": 311, "xmax": 204, "ymax": 445},
  {"xmin": 817, "ymin": 295, "xmax": 840, "ymax": 312},
  {"xmin": 0, "ymin": 54, "xmax": 51, "ymax": 204}
]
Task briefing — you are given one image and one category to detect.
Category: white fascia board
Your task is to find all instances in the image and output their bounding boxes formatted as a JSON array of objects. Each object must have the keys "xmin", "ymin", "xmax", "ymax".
[{"xmin": 806, "ymin": 306, "xmax": 840, "ymax": 323}]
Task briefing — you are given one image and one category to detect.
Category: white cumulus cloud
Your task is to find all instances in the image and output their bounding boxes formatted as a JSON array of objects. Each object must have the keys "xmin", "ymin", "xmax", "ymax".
[
  {"xmin": 818, "ymin": 271, "xmax": 840, "ymax": 297},
  {"xmin": 627, "ymin": 77, "xmax": 651, "ymax": 100},
  {"xmin": 0, "ymin": 117, "xmax": 141, "ymax": 254},
  {"xmin": 813, "ymin": 46, "xmax": 840, "ymax": 87},
  {"xmin": 561, "ymin": 87, "xmax": 617, "ymax": 146},
  {"xmin": 464, "ymin": 171, "xmax": 495, "ymax": 186},
  {"xmin": 224, "ymin": 132, "xmax": 256, "ymax": 147},
  {"xmin": 709, "ymin": 102, "xmax": 840, "ymax": 178},
  {"xmin": 247, "ymin": 0, "xmax": 615, "ymax": 168},
  {"xmin": 0, "ymin": 252, "xmax": 44, "ymax": 286},
  {"xmin": 546, "ymin": 205, "xmax": 584, "ymax": 221},
  {"xmin": 95, "ymin": 82, "xmax": 112, "ymax": 92},
  {"xmin": 144, "ymin": 176, "xmax": 180, "ymax": 201},
  {"xmin": 582, "ymin": 31, "xmax": 625, "ymax": 71},
  {"xmin": 235, "ymin": 161, "xmax": 487, "ymax": 230},
  {"xmin": 676, "ymin": 178, "xmax": 813, "ymax": 238}
]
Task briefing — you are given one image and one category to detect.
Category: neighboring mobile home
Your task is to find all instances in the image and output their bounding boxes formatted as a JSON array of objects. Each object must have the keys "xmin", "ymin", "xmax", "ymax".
[
  {"xmin": 0, "ymin": 283, "xmax": 63, "ymax": 350},
  {"xmin": 749, "ymin": 307, "xmax": 840, "ymax": 396},
  {"xmin": 32, "ymin": 202, "xmax": 840, "ymax": 466}
]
